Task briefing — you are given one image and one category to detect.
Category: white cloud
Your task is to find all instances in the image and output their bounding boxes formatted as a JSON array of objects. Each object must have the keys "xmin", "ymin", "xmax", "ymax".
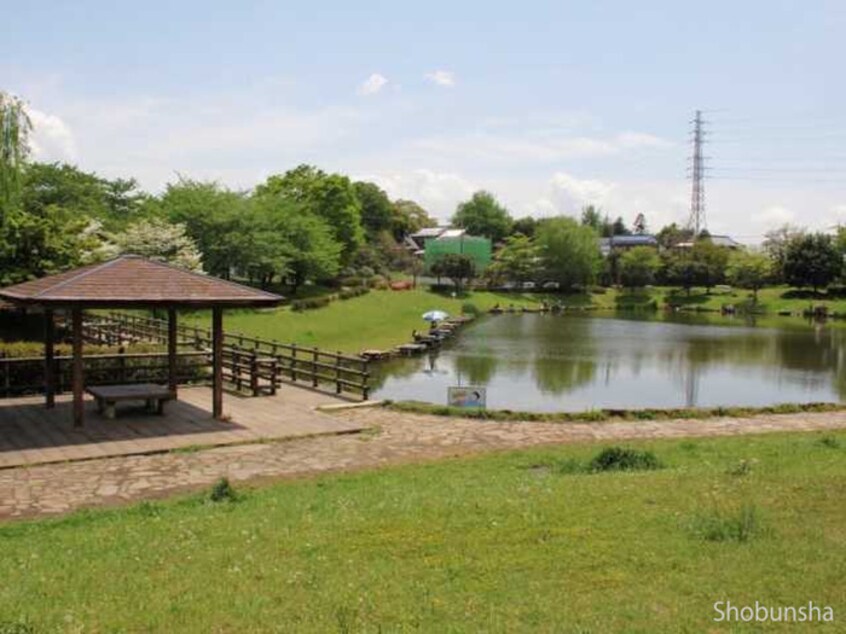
[
  {"xmin": 534, "ymin": 172, "xmax": 616, "ymax": 216},
  {"xmin": 357, "ymin": 73, "xmax": 389, "ymax": 96},
  {"xmin": 363, "ymin": 169, "xmax": 476, "ymax": 220},
  {"xmin": 753, "ymin": 205, "xmax": 795, "ymax": 227},
  {"xmin": 412, "ymin": 130, "xmax": 673, "ymax": 164},
  {"xmin": 27, "ymin": 107, "xmax": 77, "ymax": 161},
  {"xmin": 424, "ymin": 70, "xmax": 456, "ymax": 87}
]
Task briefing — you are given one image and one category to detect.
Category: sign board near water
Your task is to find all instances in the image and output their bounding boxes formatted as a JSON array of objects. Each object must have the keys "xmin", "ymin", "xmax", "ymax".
[{"xmin": 447, "ymin": 386, "xmax": 486, "ymax": 409}]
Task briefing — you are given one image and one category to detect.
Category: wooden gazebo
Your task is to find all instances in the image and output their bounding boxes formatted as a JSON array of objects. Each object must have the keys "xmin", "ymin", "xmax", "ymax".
[{"xmin": 0, "ymin": 255, "xmax": 283, "ymax": 426}]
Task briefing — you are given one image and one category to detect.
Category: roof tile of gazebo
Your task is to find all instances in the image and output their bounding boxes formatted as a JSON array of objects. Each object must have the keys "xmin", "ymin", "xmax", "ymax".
[{"xmin": 0, "ymin": 255, "xmax": 283, "ymax": 307}]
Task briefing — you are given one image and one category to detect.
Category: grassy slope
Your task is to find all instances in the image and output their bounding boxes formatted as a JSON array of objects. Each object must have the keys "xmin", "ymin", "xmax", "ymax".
[
  {"xmin": 183, "ymin": 288, "xmax": 551, "ymax": 353},
  {"xmin": 0, "ymin": 431, "xmax": 843, "ymax": 632}
]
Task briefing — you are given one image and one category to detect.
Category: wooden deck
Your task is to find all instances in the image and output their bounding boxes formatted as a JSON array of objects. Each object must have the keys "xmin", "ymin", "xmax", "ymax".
[{"xmin": 0, "ymin": 386, "xmax": 367, "ymax": 469}]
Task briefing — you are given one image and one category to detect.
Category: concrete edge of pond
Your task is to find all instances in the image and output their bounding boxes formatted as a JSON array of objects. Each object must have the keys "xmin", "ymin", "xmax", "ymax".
[{"xmin": 317, "ymin": 400, "xmax": 385, "ymax": 412}]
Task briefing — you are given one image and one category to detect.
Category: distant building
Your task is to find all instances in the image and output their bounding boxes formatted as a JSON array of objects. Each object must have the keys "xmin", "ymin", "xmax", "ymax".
[
  {"xmin": 599, "ymin": 234, "xmax": 659, "ymax": 257},
  {"xmin": 424, "ymin": 232, "xmax": 492, "ymax": 273},
  {"xmin": 407, "ymin": 226, "xmax": 466, "ymax": 253},
  {"xmin": 675, "ymin": 234, "xmax": 743, "ymax": 250}
]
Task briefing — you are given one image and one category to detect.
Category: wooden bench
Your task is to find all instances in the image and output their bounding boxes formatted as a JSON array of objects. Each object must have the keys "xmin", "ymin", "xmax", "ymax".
[{"xmin": 86, "ymin": 384, "xmax": 176, "ymax": 419}]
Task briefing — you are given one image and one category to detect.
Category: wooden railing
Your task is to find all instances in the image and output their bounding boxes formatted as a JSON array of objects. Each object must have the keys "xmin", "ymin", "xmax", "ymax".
[
  {"xmin": 78, "ymin": 311, "xmax": 371, "ymax": 400},
  {"xmin": 0, "ymin": 351, "xmax": 210, "ymax": 398}
]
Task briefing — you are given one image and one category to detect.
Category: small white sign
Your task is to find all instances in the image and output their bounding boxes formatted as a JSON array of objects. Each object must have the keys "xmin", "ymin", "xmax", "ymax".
[{"xmin": 447, "ymin": 386, "xmax": 486, "ymax": 408}]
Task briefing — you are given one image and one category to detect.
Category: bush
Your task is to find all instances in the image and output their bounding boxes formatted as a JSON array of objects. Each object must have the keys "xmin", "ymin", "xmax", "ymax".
[
  {"xmin": 291, "ymin": 297, "xmax": 332, "ymax": 311},
  {"xmin": 817, "ymin": 435, "xmax": 841, "ymax": 449},
  {"xmin": 338, "ymin": 286, "xmax": 370, "ymax": 300},
  {"xmin": 208, "ymin": 477, "xmax": 238, "ymax": 503},
  {"xmin": 461, "ymin": 302, "xmax": 480, "ymax": 316},
  {"xmin": 370, "ymin": 274, "xmax": 390, "ymax": 290},
  {"xmin": 689, "ymin": 503, "xmax": 761, "ymax": 543},
  {"xmin": 589, "ymin": 446, "xmax": 662, "ymax": 472}
]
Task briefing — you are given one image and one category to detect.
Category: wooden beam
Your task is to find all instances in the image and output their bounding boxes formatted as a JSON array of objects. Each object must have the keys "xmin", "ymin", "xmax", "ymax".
[
  {"xmin": 167, "ymin": 307, "xmax": 178, "ymax": 395},
  {"xmin": 71, "ymin": 307, "xmax": 84, "ymax": 428},
  {"xmin": 44, "ymin": 308, "xmax": 55, "ymax": 409},
  {"xmin": 212, "ymin": 306, "xmax": 223, "ymax": 419}
]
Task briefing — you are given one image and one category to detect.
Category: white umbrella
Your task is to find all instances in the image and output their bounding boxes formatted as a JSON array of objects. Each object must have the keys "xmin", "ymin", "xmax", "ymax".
[{"xmin": 422, "ymin": 310, "xmax": 449, "ymax": 322}]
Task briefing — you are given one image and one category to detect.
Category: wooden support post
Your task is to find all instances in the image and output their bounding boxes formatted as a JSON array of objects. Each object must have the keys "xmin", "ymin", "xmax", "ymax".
[
  {"xmin": 72, "ymin": 307, "xmax": 84, "ymax": 428},
  {"xmin": 212, "ymin": 306, "xmax": 223, "ymax": 419},
  {"xmin": 168, "ymin": 307, "xmax": 178, "ymax": 395},
  {"xmin": 44, "ymin": 308, "xmax": 55, "ymax": 408},
  {"xmin": 336, "ymin": 352, "xmax": 342, "ymax": 394}
]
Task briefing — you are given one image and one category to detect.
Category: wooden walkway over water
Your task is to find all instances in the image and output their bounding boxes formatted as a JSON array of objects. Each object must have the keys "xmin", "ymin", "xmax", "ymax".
[{"xmin": 0, "ymin": 385, "xmax": 366, "ymax": 469}]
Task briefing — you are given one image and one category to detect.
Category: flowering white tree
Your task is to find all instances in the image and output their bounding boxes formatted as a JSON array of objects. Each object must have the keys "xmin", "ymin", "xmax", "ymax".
[{"xmin": 112, "ymin": 218, "xmax": 203, "ymax": 271}]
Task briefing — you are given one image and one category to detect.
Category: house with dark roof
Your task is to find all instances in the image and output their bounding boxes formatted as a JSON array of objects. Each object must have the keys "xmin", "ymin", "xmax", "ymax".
[{"xmin": 599, "ymin": 234, "xmax": 659, "ymax": 257}]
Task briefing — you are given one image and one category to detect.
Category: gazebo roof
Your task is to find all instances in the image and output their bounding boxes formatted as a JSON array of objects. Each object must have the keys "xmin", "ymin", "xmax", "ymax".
[{"xmin": 0, "ymin": 255, "xmax": 283, "ymax": 307}]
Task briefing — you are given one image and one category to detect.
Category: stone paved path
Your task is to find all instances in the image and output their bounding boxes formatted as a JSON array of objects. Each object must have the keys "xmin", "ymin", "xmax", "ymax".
[{"xmin": 2, "ymin": 407, "xmax": 846, "ymax": 520}]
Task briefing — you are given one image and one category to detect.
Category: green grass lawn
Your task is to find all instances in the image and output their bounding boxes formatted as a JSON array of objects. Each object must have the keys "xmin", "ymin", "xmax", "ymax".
[
  {"xmin": 183, "ymin": 288, "xmax": 553, "ymax": 353},
  {"xmin": 0, "ymin": 431, "xmax": 843, "ymax": 632}
]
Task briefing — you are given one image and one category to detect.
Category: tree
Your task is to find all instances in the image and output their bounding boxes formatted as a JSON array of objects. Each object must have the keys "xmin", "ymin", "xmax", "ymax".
[
  {"xmin": 435, "ymin": 253, "xmax": 475, "ymax": 293},
  {"xmin": 783, "ymin": 233, "xmax": 841, "ymax": 292},
  {"xmin": 580, "ymin": 205, "xmax": 603, "ymax": 232},
  {"xmin": 0, "ymin": 92, "xmax": 31, "ymax": 209},
  {"xmin": 0, "ymin": 161, "xmax": 109, "ymax": 284},
  {"xmin": 511, "ymin": 215, "xmax": 537, "ymax": 238},
  {"xmin": 250, "ymin": 194, "xmax": 342, "ymax": 294},
  {"xmin": 763, "ymin": 224, "xmax": 805, "ymax": 283},
  {"xmin": 535, "ymin": 217, "xmax": 601, "ymax": 290},
  {"xmin": 257, "ymin": 165, "xmax": 363, "ymax": 264},
  {"xmin": 656, "ymin": 223, "xmax": 693, "ymax": 249},
  {"xmin": 452, "ymin": 191, "xmax": 513, "ymax": 243},
  {"xmin": 112, "ymin": 218, "xmax": 203, "ymax": 271},
  {"xmin": 489, "ymin": 234, "xmax": 539, "ymax": 285},
  {"xmin": 665, "ymin": 250, "xmax": 704, "ymax": 297},
  {"xmin": 159, "ymin": 177, "xmax": 248, "ymax": 278},
  {"xmin": 726, "ymin": 251, "xmax": 773, "ymax": 302},
  {"xmin": 390, "ymin": 199, "xmax": 436, "ymax": 241},
  {"xmin": 611, "ymin": 216, "xmax": 631, "ymax": 236},
  {"xmin": 353, "ymin": 181, "xmax": 393, "ymax": 236},
  {"xmin": 618, "ymin": 246, "xmax": 661, "ymax": 289},
  {"xmin": 691, "ymin": 239, "xmax": 730, "ymax": 293}
]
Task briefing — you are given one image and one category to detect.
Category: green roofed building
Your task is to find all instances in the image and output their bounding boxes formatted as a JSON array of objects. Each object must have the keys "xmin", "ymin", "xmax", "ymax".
[{"xmin": 424, "ymin": 229, "xmax": 493, "ymax": 273}]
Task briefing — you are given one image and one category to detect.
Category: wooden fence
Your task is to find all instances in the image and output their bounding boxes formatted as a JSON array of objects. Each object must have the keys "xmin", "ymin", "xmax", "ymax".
[
  {"xmin": 0, "ymin": 350, "xmax": 209, "ymax": 398},
  {"xmin": 78, "ymin": 312, "xmax": 370, "ymax": 400}
]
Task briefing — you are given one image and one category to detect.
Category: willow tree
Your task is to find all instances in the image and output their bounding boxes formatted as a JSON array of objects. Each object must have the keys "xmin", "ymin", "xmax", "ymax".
[{"xmin": 0, "ymin": 92, "xmax": 32, "ymax": 211}]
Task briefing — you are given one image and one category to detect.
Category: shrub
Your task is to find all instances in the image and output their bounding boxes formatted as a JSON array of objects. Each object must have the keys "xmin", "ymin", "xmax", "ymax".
[
  {"xmin": 589, "ymin": 446, "xmax": 662, "ymax": 472},
  {"xmin": 817, "ymin": 435, "xmax": 841, "ymax": 449},
  {"xmin": 338, "ymin": 287, "xmax": 369, "ymax": 300},
  {"xmin": 461, "ymin": 302, "xmax": 480, "ymax": 316},
  {"xmin": 291, "ymin": 297, "xmax": 332, "ymax": 311},
  {"xmin": 689, "ymin": 503, "xmax": 761, "ymax": 543},
  {"xmin": 209, "ymin": 477, "xmax": 238, "ymax": 503}
]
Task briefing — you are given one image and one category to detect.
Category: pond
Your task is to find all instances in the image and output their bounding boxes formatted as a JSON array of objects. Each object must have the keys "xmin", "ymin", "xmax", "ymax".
[{"xmin": 370, "ymin": 313, "xmax": 846, "ymax": 411}]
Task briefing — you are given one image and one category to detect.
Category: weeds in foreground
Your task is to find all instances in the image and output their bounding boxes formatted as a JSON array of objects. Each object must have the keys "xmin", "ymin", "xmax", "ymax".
[
  {"xmin": 209, "ymin": 477, "xmax": 238, "ymax": 503},
  {"xmin": 0, "ymin": 621, "xmax": 35, "ymax": 634},
  {"xmin": 689, "ymin": 502, "xmax": 762, "ymax": 543},
  {"xmin": 589, "ymin": 447, "xmax": 662, "ymax": 472},
  {"xmin": 817, "ymin": 435, "xmax": 841, "ymax": 449},
  {"xmin": 524, "ymin": 447, "xmax": 663, "ymax": 475},
  {"xmin": 726, "ymin": 459, "xmax": 755, "ymax": 477}
]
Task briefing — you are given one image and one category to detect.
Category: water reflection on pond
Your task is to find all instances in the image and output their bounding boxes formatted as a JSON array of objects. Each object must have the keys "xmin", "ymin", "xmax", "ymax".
[{"xmin": 370, "ymin": 313, "xmax": 846, "ymax": 411}]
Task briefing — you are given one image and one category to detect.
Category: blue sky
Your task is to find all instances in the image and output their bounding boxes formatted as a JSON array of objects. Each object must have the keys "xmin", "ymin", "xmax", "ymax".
[{"xmin": 3, "ymin": 0, "xmax": 845, "ymax": 240}]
